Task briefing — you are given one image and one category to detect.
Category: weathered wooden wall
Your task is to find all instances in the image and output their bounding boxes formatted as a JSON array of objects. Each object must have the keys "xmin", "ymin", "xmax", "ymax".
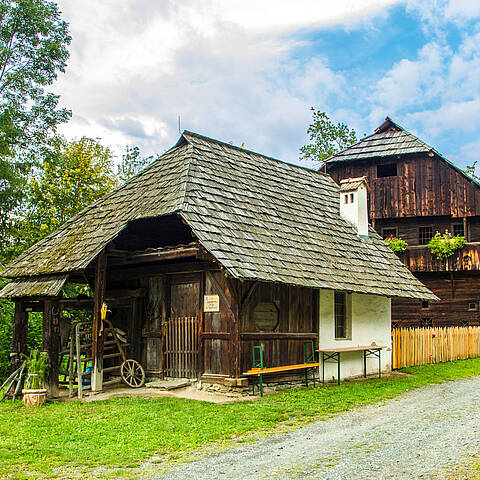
[
  {"xmin": 392, "ymin": 272, "xmax": 480, "ymax": 327},
  {"xmin": 327, "ymin": 154, "xmax": 480, "ymax": 220},
  {"xmin": 202, "ymin": 271, "xmax": 235, "ymax": 377},
  {"xmin": 375, "ymin": 216, "xmax": 475, "ymax": 244},
  {"xmin": 239, "ymin": 283, "xmax": 318, "ymax": 374},
  {"xmin": 396, "ymin": 244, "xmax": 480, "ymax": 272},
  {"xmin": 101, "ymin": 250, "xmax": 320, "ymax": 381}
]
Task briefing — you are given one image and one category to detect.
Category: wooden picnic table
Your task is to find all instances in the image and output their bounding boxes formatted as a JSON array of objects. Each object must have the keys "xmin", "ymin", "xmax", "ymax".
[{"xmin": 317, "ymin": 345, "xmax": 384, "ymax": 385}]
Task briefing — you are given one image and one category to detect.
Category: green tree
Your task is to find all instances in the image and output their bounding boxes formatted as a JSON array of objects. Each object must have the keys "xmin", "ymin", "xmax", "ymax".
[
  {"xmin": 465, "ymin": 161, "xmax": 479, "ymax": 181},
  {"xmin": 10, "ymin": 136, "xmax": 117, "ymax": 256},
  {"xmin": 300, "ymin": 109, "xmax": 357, "ymax": 164},
  {"xmin": 0, "ymin": 0, "xmax": 71, "ymax": 249},
  {"xmin": 117, "ymin": 144, "xmax": 153, "ymax": 184}
]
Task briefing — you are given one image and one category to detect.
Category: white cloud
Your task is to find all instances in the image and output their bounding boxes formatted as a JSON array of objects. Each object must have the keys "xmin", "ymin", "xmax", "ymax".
[
  {"xmin": 405, "ymin": 99, "xmax": 480, "ymax": 136},
  {"xmin": 54, "ymin": 0, "xmax": 400, "ymax": 161},
  {"xmin": 373, "ymin": 42, "xmax": 450, "ymax": 110}
]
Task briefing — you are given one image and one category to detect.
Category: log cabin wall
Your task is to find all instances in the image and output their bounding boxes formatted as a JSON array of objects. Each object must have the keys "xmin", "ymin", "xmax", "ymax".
[
  {"xmin": 203, "ymin": 271, "xmax": 236, "ymax": 377},
  {"xmin": 239, "ymin": 282, "xmax": 318, "ymax": 374},
  {"xmin": 392, "ymin": 272, "xmax": 480, "ymax": 327},
  {"xmin": 327, "ymin": 154, "xmax": 480, "ymax": 220},
  {"xmin": 327, "ymin": 153, "xmax": 480, "ymax": 328}
]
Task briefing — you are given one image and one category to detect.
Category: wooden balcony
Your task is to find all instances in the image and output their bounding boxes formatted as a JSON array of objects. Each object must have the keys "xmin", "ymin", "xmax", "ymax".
[{"xmin": 397, "ymin": 243, "xmax": 480, "ymax": 272}]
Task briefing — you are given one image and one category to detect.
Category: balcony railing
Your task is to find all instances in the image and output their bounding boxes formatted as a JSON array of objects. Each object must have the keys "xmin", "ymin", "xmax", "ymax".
[{"xmin": 397, "ymin": 242, "xmax": 480, "ymax": 272}]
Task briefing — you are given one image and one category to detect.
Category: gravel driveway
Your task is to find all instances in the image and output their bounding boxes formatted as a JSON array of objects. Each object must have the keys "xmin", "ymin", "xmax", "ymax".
[{"xmin": 153, "ymin": 376, "xmax": 480, "ymax": 479}]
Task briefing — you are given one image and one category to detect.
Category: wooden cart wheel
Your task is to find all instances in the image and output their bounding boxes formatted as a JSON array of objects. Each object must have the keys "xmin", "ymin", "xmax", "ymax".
[{"xmin": 120, "ymin": 359, "xmax": 145, "ymax": 388}]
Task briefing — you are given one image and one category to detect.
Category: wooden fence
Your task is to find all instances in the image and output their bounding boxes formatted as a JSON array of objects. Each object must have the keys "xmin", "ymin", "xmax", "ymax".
[
  {"xmin": 392, "ymin": 326, "xmax": 480, "ymax": 369},
  {"xmin": 163, "ymin": 316, "xmax": 199, "ymax": 378}
]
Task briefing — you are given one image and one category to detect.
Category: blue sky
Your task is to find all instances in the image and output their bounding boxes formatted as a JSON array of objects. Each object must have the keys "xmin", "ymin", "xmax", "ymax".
[{"xmin": 54, "ymin": 1, "xmax": 480, "ymax": 171}]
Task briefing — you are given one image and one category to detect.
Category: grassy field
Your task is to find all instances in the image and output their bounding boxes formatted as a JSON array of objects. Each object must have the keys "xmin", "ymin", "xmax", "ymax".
[{"xmin": 1, "ymin": 359, "xmax": 480, "ymax": 479}]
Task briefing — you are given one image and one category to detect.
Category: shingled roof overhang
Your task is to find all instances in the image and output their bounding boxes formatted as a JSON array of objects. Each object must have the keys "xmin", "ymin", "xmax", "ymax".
[
  {"xmin": 0, "ymin": 274, "xmax": 68, "ymax": 298},
  {"xmin": 0, "ymin": 131, "xmax": 437, "ymax": 301},
  {"xmin": 326, "ymin": 117, "xmax": 480, "ymax": 190}
]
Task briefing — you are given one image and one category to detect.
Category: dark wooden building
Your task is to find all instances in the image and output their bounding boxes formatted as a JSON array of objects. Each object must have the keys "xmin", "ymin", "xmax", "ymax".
[
  {"xmin": 326, "ymin": 117, "xmax": 480, "ymax": 327},
  {"xmin": 1, "ymin": 131, "xmax": 433, "ymax": 395}
]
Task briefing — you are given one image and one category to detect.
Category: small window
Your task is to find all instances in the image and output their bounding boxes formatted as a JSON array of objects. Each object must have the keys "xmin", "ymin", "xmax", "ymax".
[
  {"xmin": 350, "ymin": 193, "xmax": 354, "ymax": 203},
  {"xmin": 453, "ymin": 223, "xmax": 464, "ymax": 237},
  {"xmin": 377, "ymin": 163, "xmax": 397, "ymax": 178},
  {"xmin": 419, "ymin": 226, "xmax": 433, "ymax": 245},
  {"xmin": 422, "ymin": 300, "xmax": 429, "ymax": 309},
  {"xmin": 382, "ymin": 228, "xmax": 398, "ymax": 239},
  {"xmin": 335, "ymin": 292, "xmax": 350, "ymax": 339},
  {"xmin": 468, "ymin": 302, "xmax": 477, "ymax": 311},
  {"xmin": 344, "ymin": 194, "xmax": 349, "ymax": 204},
  {"xmin": 420, "ymin": 317, "xmax": 432, "ymax": 327}
]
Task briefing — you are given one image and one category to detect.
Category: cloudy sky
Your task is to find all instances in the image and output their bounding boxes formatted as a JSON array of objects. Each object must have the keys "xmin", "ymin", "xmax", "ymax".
[{"xmin": 54, "ymin": 0, "xmax": 480, "ymax": 170}]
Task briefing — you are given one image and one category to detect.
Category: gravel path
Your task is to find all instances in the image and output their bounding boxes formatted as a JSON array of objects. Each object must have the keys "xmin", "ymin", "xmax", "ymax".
[{"xmin": 153, "ymin": 376, "xmax": 480, "ymax": 479}]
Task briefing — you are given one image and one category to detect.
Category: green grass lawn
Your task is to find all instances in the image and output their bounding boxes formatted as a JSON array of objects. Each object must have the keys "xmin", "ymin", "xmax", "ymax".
[{"xmin": 2, "ymin": 359, "xmax": 480, "ymax": 480}]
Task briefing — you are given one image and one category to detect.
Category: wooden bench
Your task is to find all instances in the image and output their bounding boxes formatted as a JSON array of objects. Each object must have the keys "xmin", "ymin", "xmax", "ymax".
[
  {"xmin": 317, "ymin": 345, "xmax": 383, "ymax": 385},
  {"xmin": 242, "ymin": 343, "xmax": 320, "ymax": 397}
]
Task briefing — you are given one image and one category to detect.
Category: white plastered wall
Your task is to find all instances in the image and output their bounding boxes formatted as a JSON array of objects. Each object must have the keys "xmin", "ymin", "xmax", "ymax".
[{"xmin": 318, "ymin": 289, "xmax": 391, "ymax": 380}]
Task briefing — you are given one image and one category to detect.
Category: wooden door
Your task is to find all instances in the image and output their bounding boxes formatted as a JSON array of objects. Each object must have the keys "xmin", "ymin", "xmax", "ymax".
[
  {"xmin": 170, "ymin": 281, "xmax": 200, "ymax": 317},
  {"xmin": 164, "ymin": 276, "xmax": 201, "ymax": 378}
]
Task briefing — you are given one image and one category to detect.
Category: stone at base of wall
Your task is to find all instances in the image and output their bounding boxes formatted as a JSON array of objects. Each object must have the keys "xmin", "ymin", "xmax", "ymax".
[{"xmin": 198, "ymin": 373, "xmax": 317, "ymax": 397}]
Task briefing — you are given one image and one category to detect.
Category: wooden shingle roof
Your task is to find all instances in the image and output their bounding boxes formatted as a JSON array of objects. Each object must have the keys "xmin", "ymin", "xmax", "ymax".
[
  {"xmin": 1, "ymin": 131, "xmax": 436, "ymax": 300},
  {"xmin": 326, "ymin": 117, "xmax": 435, "ymax": 163}
]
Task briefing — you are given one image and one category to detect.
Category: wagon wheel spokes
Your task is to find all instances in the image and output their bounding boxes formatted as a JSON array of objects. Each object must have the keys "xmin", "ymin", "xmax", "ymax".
[{"xmin": 120, "ymin": 359, "xmax": 145, "ymax": 388}]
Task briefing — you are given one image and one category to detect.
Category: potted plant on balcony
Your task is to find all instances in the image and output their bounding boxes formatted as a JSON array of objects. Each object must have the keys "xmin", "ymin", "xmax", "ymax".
[
  {"xmin": 427, "ymin": 230, "xmax": 465, "ymax": 260},
  {"xmin": 384, "ymin": 236, "xmax": 408, "ymax": 254},
  {"xmin": 22, "ymin": 350, "xmax": 48, "ymax": 407}
]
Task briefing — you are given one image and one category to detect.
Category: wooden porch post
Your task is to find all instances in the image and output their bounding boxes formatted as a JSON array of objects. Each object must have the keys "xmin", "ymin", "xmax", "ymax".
[
  {"xmin": 12, "ymin": 301, "xmax": 28, "ymax": 370},
  {"xmin": 43, "ymin": 299, "xmax": 60, "ymax": 396},
  {"xmin": 92, "ymin": 252, "xmax": 107, "ymax": 391}
]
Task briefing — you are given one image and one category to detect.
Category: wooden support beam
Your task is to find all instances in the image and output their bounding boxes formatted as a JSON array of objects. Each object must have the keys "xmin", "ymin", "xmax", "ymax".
[
  {"xmin": 240, "ymin": 282, "xmax": 258, "ymax": 310},
  {"xmin": 92, "ymin": 252, "xmax": 107, "ymax": 391},
  {"xmin": 108, "ymin": 245, "xmax": 199, "ymax": 267},
  {"xmin": 129, "ymin": 298, "xmax": 143, "ymax": 362},
  {"xmin": 107, "ymin": 261, "xmax": 219, "ymax": 282},
  {"xmin": 12, "ymin": 301, "xmax": 28, "ymax": 371},
  {"xmin": 43, "ymin": 300, "xmax": 60, "ymax": 396}
]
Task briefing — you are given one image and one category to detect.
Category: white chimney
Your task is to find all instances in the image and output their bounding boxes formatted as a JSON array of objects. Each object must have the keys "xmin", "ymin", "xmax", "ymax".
[{"xmin": 339, "ymin": 177, "xmax": 369, "ymax": 238}]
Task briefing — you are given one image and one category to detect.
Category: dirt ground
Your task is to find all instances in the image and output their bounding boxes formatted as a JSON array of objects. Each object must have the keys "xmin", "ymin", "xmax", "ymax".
[{"xmin": 56, "ymin": 383, "xmax": 255, "ymax": 404}]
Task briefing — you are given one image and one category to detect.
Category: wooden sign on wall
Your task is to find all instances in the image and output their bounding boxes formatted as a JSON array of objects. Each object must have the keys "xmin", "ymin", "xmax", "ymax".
[{"xmin": 204, "ymin": 294, "xmax": 220, "ymax": 312}]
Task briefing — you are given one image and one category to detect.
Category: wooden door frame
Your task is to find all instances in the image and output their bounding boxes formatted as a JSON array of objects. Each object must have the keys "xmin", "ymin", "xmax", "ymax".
[{"xmin": 163, "ymin": 273, "xmax": 202, "ymax": 378}]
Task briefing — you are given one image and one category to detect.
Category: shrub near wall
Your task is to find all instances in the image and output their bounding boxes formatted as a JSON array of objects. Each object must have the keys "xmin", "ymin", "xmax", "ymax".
[
  {"xmin": 0, "ymin": 278, "xmax": 42, "ymax": 381},
  {"xmin": 0, "ymin": 297, "xmax": 14, "ymax": 380}
]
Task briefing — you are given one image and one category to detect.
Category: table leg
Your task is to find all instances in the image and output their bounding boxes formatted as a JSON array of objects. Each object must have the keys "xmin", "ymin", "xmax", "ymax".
[
  {"xmin": 378, "ymin": 350, "xmax": 381, "ymax": 378},
  {"xmin": 322, "ymin": 352, "xmax": 325, "ymax": 384},
  {"xmin": 363, "ymin": 350, "xmax": 367, "ymax": 378},
  {"xmin": 337, "ymin": 353, "xmax": 340, "ymax": 385},
  {"xmin": 259, "ymin": 374, "xmax": 263, "ymax": 397}
]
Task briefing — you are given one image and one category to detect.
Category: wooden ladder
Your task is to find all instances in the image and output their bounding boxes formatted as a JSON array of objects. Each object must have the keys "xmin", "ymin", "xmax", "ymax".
[{"xmin": 64, "ymin": 320, "xmax": 128, "ymax": 398}]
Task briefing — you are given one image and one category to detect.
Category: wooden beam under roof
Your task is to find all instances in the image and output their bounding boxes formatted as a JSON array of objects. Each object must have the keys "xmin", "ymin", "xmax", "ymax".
[{"xmin": 107, "ymin": 243, "xmax": 200, "ymax": 267}]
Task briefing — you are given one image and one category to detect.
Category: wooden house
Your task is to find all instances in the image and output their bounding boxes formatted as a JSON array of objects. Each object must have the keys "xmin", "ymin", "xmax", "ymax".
[
  {"xmin": 326, "ymin": 117, "xmax": 480, "ymax": 327},
  {"xmin": 0, "ymin": 131, "xmax": 434, "ymax": 394}
]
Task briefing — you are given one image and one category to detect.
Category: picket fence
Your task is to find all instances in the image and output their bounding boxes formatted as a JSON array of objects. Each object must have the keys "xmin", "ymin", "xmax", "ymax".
[{"xmin": 392, "ymin": 326, "xmax": 480, "ymax": 369}]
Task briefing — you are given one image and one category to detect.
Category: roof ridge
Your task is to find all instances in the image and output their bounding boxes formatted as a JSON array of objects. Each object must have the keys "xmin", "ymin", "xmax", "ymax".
[
  {"xmin": 180, "ymin": 142, "xmax": 195, "ymax": 211},
  {"xmin": 325, "ymin": 117, "xmax": 434, "ymax": 164},
  {"xmin": 181, "ymin": 130, "xmax": 331, "ymax": 177}
]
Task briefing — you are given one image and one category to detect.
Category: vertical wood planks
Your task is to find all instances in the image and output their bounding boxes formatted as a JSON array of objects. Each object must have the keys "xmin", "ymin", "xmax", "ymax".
[
  {"xmin": 392, "ymin": 326, "xmax": 480, "ymax": 368},
  {"xmin": 163, "ymin": 316, "xmax": 199, "ymax": 378}
]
